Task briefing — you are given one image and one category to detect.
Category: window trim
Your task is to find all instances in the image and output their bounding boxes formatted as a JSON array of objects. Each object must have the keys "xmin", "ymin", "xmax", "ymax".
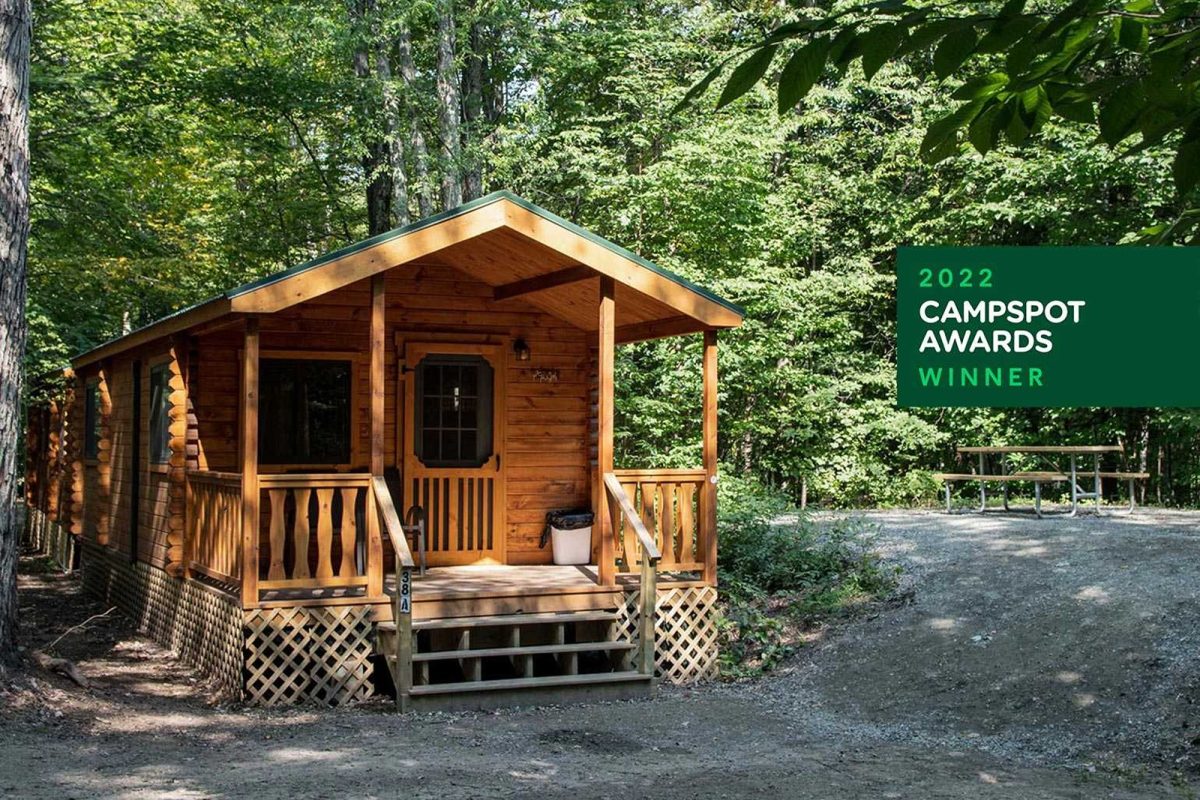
[
  {"xmin": 253, "ymin": 350, "xmax": 363, "ymax": 472},
  {"xmin": 147, "ymin": 360, "xmax": 173, "ymax": 468},
  {"xmin": 83, "ymin": 379, "xmax": 101, "ymax": 464}
]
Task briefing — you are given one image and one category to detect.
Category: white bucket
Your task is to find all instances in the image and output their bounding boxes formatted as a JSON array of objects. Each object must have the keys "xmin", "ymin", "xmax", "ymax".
[{"xmin": 550, "ymin": 525, "xmax": 592, "ymax": 565}]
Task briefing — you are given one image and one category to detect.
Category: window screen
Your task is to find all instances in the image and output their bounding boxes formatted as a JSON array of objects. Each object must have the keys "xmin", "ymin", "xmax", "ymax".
[
  {"xmin": 84, "ymin": 383, "xmax": 100, "ymax": 460},
  {"xmin": 259, "ymin": 358, "xmax": 352, "ymax": 465},
  {"xmin": 148, "ymin": 363, "xmax": 172, "ymax": 464},
  {"xmin": 414, "ymin": 355, "xmax": 493, "ymax": 468}
]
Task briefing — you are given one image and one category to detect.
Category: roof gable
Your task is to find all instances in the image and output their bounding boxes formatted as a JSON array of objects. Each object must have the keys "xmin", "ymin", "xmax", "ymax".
[{"xmin": 72, "ymin": 191, "xmax": 742, "ymax": 366}]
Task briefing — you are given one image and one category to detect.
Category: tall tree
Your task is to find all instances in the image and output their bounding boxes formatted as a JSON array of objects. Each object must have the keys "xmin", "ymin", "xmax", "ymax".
[
  {"xmin": 398, "ymin": 19, "xmax": 435, "ymax": 218},
  {"xmin": 435, "ymin": 0, "xmax": 464, "ymax": 209},
  {"xmin": 351, "ymin": 0, "xmax": 395, "ymax": 235},
  {"xmin": 0, "ymin": 0, "xmax": 30, "ymax": 663}
]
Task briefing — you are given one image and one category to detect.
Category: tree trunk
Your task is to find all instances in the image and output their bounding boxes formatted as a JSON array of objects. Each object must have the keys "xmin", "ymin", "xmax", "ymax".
[
  {"xmin": 460, "ymin": 11, "xmax": 484, "ymax": 201},
  {"xmin": 397, "ymin": 22, "xmax": 433, "ymax": 219},
  {"xmin": 435, "ymin": 0, "xmax": 462, "ymax": 210},
  {"xmin": 0, "ymin": 0, "xmax": 31, "ymax": 665},
  {"xmin": 375, "ymin": 45, "xmax": 408, "ymax": 227},
  {"xmin": 350, "ymin": 0, "xmax": 393, "ymax": 235}
]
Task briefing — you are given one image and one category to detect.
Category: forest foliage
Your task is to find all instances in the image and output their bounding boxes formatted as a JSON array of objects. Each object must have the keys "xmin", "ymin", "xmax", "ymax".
[{"xmin": 27, "ymin": 0, "xmax": 1200, "ymax": 508}]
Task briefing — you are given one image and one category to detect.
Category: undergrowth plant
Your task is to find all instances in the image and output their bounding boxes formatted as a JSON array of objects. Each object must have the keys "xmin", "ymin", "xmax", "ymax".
[{"xmin": 715, "ymin": 471, "xmax": 900, "ymax": 679}]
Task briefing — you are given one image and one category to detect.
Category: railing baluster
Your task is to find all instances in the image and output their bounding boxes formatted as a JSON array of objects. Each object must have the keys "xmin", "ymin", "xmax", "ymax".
[
  {"xmin": 268, "ymin": 489, "xmax": 286, "ymax": 581},
  {"xmin": 339, "ymin": 487, "xmax": 358, "ymax": 577},
  {"xmin": 679, "ymin": 483, "xmax": 696, "ymax": 563},
  {"xmin": 316, "ymin": 488, "xmax": 335, "ymax": 579},
  {"xmin": 292, "ymin": 488, "xmax": 311, "ymax": 580},
  {"xmin": 661, "ymin": 482, "xmax": 676, "ymax": 566}
]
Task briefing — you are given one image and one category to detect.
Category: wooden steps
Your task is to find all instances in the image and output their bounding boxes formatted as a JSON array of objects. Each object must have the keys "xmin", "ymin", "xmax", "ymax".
[
  {"xmin": 412, "ymin": 640, "xmax": 635, "ymax": 662},
  {"xmin": 376, "ymin": 607, "xmax": 652, "ymax": 712},
  {"xmin": 409, "ymin": 671, "xmax": 650, "ymax": 696},
  {"xmin": 378, "ymin": 609, "xmax": 618, "ymax": 632}
]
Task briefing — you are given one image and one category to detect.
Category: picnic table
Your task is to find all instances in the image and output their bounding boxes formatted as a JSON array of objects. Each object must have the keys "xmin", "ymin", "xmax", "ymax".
[{"xmin": 935, "ymin": 445, "xmax": 1148, "ymax": 518}]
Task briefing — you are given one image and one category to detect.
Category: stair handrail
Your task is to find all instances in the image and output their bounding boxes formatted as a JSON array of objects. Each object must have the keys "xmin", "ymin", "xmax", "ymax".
[
  {"xmin": 603, "ymin": 472, "xmax": 661, "ymax": 562},
  {"xmin": 603, "ymin": 472, "xmax": 659, "ymax": 676},
  {"xmin": 373, "ymin": 475, "xmax": 413, "ymax": 711}
]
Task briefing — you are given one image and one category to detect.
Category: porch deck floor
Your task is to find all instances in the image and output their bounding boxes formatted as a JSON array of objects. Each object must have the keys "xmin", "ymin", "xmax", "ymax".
[
  {"xmin": 393, "ymin": 564, "xmax": 603, "ymax": 600},
  {"xmin": 253, "ymin": 564, "xmax": 705, "ymax": 606}
]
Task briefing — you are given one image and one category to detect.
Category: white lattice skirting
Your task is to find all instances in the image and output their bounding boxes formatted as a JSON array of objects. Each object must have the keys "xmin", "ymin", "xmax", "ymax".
[
  {"xmin": 80, "ymin": 542, "xmax": 244, "ymax": 701},
  {"xmin": 617, "ymin": 585, "xmax": 720, "ymax": 685},
  {"xmin": 23, "ymin": 506, "xmax": 78, "ymax": 572}
]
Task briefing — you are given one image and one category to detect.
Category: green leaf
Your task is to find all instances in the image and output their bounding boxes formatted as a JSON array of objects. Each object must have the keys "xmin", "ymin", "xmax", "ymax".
[
  {"xmin": 674, "ymin": 61, "xmax": 728, "ymax": 113},
  {"xmin": 1174, "ymin": 138, "xmax": 1200, "ymax": 195},
  {"xmin": 1055, "ymin": 99, "xmax": 1095, "ymax": 124},
  {"xmin": 919, "ymin": 100, "xmax": 985, "ymax": 162},
  {"xmin": 1006, "ymin": 104, "xmax": 1029, "ymax": 145},
  {"xmin": 976, "ymin": 15, "xmax": 1039, "ymax": 54},
  {"xmin": 1019, "ymin": 85, "xmax": 1052, "ymax": 135},
  {"xmin": 1097, "ymin": 82, "xmax": 1146, "ymax": 145},
  {"xmin": 1117, "ymin": 18, "xmax": 1148, "ymax": 52},
  {"xmin": 951, "ymin": 72, "xmax": 1009, "ymax": 100},
  {"xmin": 967, "ymin": 103, "xmax": 1003, "ymax": 154},
  {"xmin": 764, "ymin": 19, "xmax": 822, "ymax": 45},
  {"xmin": 717, "ymin": 46, "xmax": 778, "ymax": 110},
  {"xmin": 860, "ymin": 24, "xmax": 903, "ymax": 81},
  {"xmin": 777, "ymin": 37, "xmax": 831, "ymax": 112},
  {"xmin": 933, "ymin": 30, "xmax": 979, "ymax": 80},
  {"xmin": 828, "ymin": 26, "xmax": 862, "ymax": 71}
]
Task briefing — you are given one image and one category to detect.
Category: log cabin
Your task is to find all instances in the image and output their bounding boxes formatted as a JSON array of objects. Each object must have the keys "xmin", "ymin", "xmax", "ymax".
[{"xmin": 22, "ymin": 191, "xmax": 743, "ymax": 710}]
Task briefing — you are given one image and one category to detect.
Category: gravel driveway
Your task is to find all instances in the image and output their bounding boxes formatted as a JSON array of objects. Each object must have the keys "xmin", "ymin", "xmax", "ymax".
[{"xmin": 3, "ymin": 509, "xmax": 1199, "ymax": 799}]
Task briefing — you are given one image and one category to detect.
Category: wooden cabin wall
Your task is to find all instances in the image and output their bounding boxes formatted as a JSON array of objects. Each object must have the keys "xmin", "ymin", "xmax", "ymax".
[
  {"xmin": 72, "ymin": 343, "xmax": 187, "ymax": 574},
  {"xmin": 184, "ymin": 263, "xmax": 592, "ymax": 570},
  {"xmin": 24, "ymin": 377, "xmax": 86, "ymax": 543}
]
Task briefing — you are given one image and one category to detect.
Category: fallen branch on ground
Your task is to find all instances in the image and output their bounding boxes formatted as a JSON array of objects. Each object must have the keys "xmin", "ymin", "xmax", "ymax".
[
  {"xmin": 30, "ymin": 651, "xmax": 89, "ymax": 688},
  {"xmin": 44, "ymin": 607, "xmax": 116, "ymax": 652},
  {"xmin": 28, "ymin": 606, "xmax": 118, "ymax": 690}
]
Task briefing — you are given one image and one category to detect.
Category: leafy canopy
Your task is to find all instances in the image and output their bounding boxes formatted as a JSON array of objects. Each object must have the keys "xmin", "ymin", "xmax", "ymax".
[{"xmin": 681, "ymin": 0, "xmax": 1200, "ymax": 242}]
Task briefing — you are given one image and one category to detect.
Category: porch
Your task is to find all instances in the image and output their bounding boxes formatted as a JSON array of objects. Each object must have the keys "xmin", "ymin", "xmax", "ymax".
[{"xmin": 185, "ymin": 468, "xmax": 713, "ymax": 614}]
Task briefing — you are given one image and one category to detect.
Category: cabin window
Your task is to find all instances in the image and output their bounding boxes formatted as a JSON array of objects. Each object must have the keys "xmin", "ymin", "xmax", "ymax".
[
  {"xmin": 84, "ymin": 382, "xmax": 100, "ymax": 460},
  {"xmin": 414, "ymin": 355, "xmax": 493, "ymax": 468},
  {"xmin": 148, "ymin": 363, "xmax": 172, "ymax": 464},
  {"xmin": 259, "ymin": 358, "xmax": 352, "ymax": 466}
]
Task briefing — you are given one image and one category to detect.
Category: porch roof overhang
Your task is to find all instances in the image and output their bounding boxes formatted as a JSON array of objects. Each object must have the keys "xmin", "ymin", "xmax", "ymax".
[{"xmin": 71, "ymin": 191, "xmax": 744, "ymax": 368}]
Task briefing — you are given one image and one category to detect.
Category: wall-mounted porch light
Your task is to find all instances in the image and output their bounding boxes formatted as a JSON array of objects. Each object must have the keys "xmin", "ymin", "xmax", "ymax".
[{"xmin": 513, "ymin": 338, "xmax": 531, "ymax": 362}]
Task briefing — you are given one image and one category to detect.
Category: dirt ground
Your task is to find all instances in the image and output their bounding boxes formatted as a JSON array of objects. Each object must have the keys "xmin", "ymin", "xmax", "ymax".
[{"xmin": 3, "ymin": 509, "xmax": 1200, "ymax": 799}]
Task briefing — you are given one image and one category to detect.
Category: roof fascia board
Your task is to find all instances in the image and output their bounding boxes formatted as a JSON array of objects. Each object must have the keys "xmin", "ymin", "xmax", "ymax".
[
  {"xmin": 229, "ymin": 200, "xmax": 508, "ymax": 314},
  {"xmin": 499, "ymin": 200, "xmax": 743, "ymax": 328},
  {"xmin": 71, "ymin": 297, "xmax": 232, "ymax": 369}
]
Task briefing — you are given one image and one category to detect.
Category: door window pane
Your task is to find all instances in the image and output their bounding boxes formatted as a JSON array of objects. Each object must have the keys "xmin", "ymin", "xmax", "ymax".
[{"xmin": 414, "ymin": 355, "xmax": 493, "ymax": 468}]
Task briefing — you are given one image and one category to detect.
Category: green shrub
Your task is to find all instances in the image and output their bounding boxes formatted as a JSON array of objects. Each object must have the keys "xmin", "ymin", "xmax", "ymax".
[{"xmin": 715, "ymin": 471, "xmax": 899, "ymax": 678}]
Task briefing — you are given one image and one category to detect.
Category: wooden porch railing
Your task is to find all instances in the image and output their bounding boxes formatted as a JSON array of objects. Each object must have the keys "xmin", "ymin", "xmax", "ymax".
[
  {"xmin": 375, "ymin": 475, "xmax": 415, "ymax": 712},
  {"xmin": 603, "ymin": 472, "xmax": 661, "ymax": 676},
  {"xmin": 257, "ymin": 473, "xmax": 372, "ymax": 592},
  {"xmin": 610, "ymin": 468, "xmax": 707, "ymax": 573},
  {"xmin": 186, "ymin": 471, "xmax": 242, "ymax": 586}
]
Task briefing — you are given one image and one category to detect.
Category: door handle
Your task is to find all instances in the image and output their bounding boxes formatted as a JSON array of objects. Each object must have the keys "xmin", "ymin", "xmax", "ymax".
[{"xmin": 495, "ymin": 453, "xmax": 501, "ymax": 472}]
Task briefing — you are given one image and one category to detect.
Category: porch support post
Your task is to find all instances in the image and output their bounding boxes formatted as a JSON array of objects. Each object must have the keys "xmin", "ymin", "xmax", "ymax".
[
  {"xmin": 596, "ymin": 276, "xmax": 616, "ymax": 586},
  {"xmin": 239, "ymin": 318, "xmax": 260, "ymax": 608},
  {"xmin": 367, "ymin": 274, "xmax": 386, "ymax": 599},
  {"xmin": 701, "ymin": 329, "xmax": 718, "ymax": 586}
]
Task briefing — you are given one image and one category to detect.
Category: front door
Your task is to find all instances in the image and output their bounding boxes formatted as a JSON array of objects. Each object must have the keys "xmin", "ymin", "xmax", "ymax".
[{"xmin": 403, "ymin": 342, "xmax": 506, "ymax": 565}]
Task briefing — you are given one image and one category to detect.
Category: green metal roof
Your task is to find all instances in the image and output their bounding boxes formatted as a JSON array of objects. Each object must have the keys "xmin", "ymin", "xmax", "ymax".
[{"xmin": 73, "ymin": 190, "xmax": 742, "ymax": 365}]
